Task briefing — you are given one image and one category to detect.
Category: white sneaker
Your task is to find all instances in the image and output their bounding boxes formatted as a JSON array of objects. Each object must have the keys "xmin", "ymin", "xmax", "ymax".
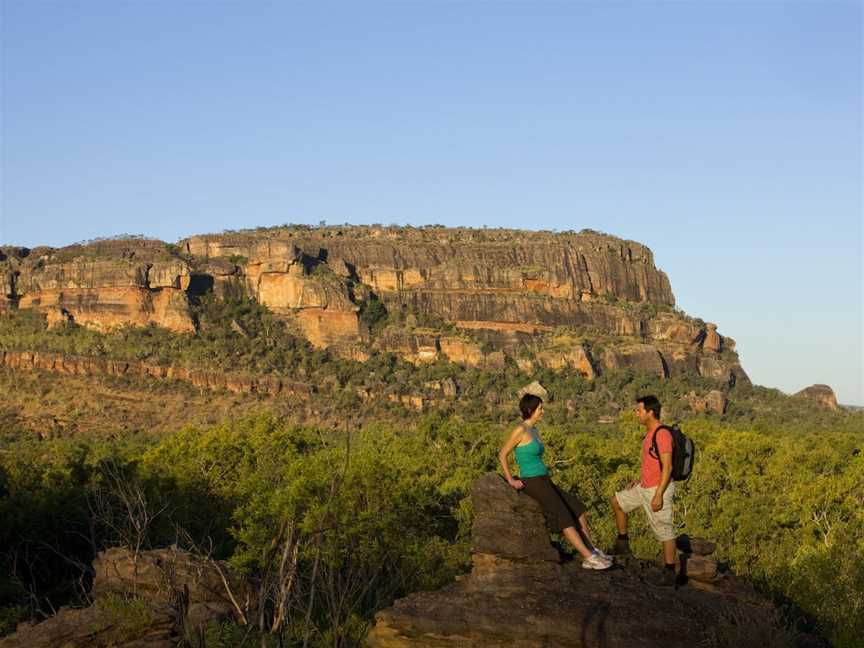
[
  {"xmin": 592, "ymin": 548, "xmax": 613, "ymax": 563},
  {"xmin": 582, "ymin": 553, "xmax": 612, "ymax": 570}
]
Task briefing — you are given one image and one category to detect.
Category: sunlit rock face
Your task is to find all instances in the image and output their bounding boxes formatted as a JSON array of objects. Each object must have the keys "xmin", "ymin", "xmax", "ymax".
[
  {"xmin": 4, "ymin": 240, "xmax": 195, "ymax": 333},
  {"xmin": 794, "ymin": 384, "xmax": 839, "ymax": 411},
  {"xmin": 183, "ymin": 226, "xmax": 674, "ymax": 340},
  {"xmin": 1, "ymin": 226, "xmax": 748, "ymax": 386}
]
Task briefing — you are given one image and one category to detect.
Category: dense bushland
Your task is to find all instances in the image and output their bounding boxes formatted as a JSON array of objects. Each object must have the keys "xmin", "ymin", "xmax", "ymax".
[
  {"xmin": 0, "ymin": 306, "xmax": 861, "ymax": 645},
  {"xmin": 1, "ymin": 406, "xmax": 862, "ymax": 646}
]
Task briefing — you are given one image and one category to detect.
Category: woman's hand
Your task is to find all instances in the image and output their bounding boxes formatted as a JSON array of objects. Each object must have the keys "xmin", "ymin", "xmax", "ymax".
[{"xmin": 508, "ymin": 477, "xmax": 525, "ymax": 490}]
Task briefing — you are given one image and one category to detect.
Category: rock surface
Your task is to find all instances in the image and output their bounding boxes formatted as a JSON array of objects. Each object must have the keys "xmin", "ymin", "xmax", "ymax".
[
  {"xmin": 683, "ymin": 390, "xmax": 728, "ymax": 414},
  {"xmin": 601, "ymin": 344, "xmax": 667, "ymax": 378},
  {"xmin": 516, "ymin": 380, "xmax": 549, "ymax": 402},
  {"xmin": 4, "ymin": 240, "xmax": 195, "ymax": 333},
  {"xmin": 1, "ymin": 227, "xmax": 749, "ymax": 386},
  {"xmin": 0, "ymin": 546, "xmax": 249, "ymax": 648},
  {"xmin": 0, "ymin": 350, "xmax": 312, "ymax": 398},
  {"xmin": 793, "ymin": 384, "xmax": 839, "ymax": 411},
  {"xmin": 470, "ymin": 473, "xmax": 560, "ymax": 563},
  {"xmin": 366, "ymin": 473, "xmax": 825, "ymax": 648},
  {"xmin": 183, "ymin": 227, "xmax": 675, "ymax": 308}
]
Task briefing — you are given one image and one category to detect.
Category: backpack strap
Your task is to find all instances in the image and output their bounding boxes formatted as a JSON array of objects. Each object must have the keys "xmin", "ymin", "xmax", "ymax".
[{"xmin": 650, "ymin": 425, "xmax": 672, "ymax": 464}]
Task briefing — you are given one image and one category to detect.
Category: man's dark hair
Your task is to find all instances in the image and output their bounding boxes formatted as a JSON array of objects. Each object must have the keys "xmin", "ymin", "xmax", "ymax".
[
  {"xmin": 636, "ymin": 395, "xmax": 662, "ymax": 419},
  {"xmin": 519, "ymin": 394, "xmax": 543, "ymax": 421}
]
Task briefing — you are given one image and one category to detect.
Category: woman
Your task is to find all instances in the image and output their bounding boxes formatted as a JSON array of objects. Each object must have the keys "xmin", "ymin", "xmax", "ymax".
[{"xmin": 498, "ymin": 393, "xmax": 612, "ymax": 569}]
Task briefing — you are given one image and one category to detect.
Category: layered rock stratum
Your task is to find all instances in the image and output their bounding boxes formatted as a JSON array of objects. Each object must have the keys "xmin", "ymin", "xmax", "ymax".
[
  {"xmin": 0, "ymin": 240, "xmax": 194, "ymax": 332},
  {"xmin": 1, "ymin": 226, "xmax": 749, "ymax": 386}
]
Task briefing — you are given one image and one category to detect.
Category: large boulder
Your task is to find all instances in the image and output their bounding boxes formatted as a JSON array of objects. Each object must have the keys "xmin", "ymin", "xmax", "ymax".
[
  {"xmin": 0, "ymin": 606, "xmax": 174, "ymax": 648},
  {"xmin": 793, "ymin": 384, "xmax": 839, "ymax": 411},
  {"xmin": 470, "ymin": 473, "xmax": 560, "ymax": 563},
  {"xmin": 91, "ymin": 546, "xmax": 251, "ymax": 608},
  {"xmin": 516, "ymin": 380, "xmax": 549, "ymax": 401}
]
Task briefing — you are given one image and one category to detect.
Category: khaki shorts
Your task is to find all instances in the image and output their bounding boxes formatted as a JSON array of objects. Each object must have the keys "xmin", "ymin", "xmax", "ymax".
[{"xmin": 615, "ymin": 482, "xmax": 676, "ymax": 542}]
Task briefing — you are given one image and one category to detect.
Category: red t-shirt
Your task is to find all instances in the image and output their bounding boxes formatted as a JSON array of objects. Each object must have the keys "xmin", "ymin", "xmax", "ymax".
[{"xmin": 640, "ymin": 426, "xmax": 673, "ymax": 488}]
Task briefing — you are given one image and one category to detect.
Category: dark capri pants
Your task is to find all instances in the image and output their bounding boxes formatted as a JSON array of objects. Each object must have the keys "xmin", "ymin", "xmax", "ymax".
[{"xmin": 521, "ymin": 475, "xmax": 587, "ymax": 532}]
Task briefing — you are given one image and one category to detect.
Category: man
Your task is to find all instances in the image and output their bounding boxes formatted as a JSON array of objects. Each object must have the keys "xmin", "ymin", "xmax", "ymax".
[{"xmin": 610, "ymin": 395, "xmax": 678, "ymax": 587}]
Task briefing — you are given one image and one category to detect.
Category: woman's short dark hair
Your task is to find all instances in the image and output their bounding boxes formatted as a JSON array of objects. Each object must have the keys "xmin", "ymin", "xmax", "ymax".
[
  {"xmin": 519, "ymin": 394, "xmax": 543, "ymax": 420},
  {"xmin": 636, "ymin": 395, "xmax": 662, "ymax": 419}
]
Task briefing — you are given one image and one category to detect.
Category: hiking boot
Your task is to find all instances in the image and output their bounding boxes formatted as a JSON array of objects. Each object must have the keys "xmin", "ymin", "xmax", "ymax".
[
  {"xmin": 654, "ymin": 568, "xmax": 677, "ymax": 588},
  {"xmin": 611, "ymin": 538, "xmax": 631, "ymax": 556},
  {"xmin": 582, "ymin": 553, "xmax": 612, "ymax": 570}
]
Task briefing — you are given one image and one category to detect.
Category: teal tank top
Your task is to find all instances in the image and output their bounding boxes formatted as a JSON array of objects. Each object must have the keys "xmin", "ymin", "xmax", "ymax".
[{"xmin": 514, "ymin": 428, "xmax": 548, "ymax": 478}]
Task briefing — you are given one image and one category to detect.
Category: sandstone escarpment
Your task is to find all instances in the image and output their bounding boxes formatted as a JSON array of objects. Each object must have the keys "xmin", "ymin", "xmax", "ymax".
[
  {"xmin": 180, "ymin": 226, "xmax": 745, "ymax": 381},
  {"xmin": 1, "ymin": 240, "xmax": 195, "ymax": 333},
  {"xmin": 184, "ymin": 226, "xmax": 674, "ymax": 303},
  {"xmin": 183, "ymin": 227, "xmax": 674, "ymax": 346},
  {"xmin": 2, "ymin": 227, "xmax": 749, "ymax": 386}
]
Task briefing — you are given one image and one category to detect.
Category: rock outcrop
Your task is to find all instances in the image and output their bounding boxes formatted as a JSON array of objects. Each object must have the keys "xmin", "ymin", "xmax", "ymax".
[
  {"xmin": 601, "ymin": 343, "xmax": 667, "ymax": 378},
  {"xmin": 793, "ymin": 384, "xmax": 839, "ymax": 411},
  {"xmin": 1, "ymin": 241, "xmax": 195, "ymax": 333},
  {"xmin": 1, "ymin": 227, "xmax": 749, "ymax": 386},
  {"xmin": 0, "ymin": 546, "xmax": 250, "ymax": 648},
  {"xmin": 183, "ymin": 226, "xmax": 675, "ymax": 307},
  {"xmin": 470, "ymin": 473, "xmax": 560, "ymax": 563},
  {"xmin": 367, "ymin": 473, "xmax": 822, "ymax": 648},
  {"xmin": 682, "ymin": 390, "xmax": 728, "ymax": 414},
  {"xmin": 0, "ymin": 350, "xmax": 312, "ymax": 399},
  {"xmin": 517, "ymin": 380, "xmax": 549, "ymax": 401}
]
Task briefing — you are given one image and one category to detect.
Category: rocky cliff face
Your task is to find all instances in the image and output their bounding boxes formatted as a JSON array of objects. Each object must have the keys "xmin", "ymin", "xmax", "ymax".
[
  {"xmin": 1, "ymin": 241, "xmax": 194, "ymax": 333},
  {"xmin": 181, "ymin": 226, "xmax": 746, "ymax": 384},
  {"xmin": 1, "ymin": 226, "xmax": 749, "ymax": 385},
  {"xmin": 181, "ymin": 227, "xmax": 674, "ymax": 347},
  {"xmin": 183, "ymin": 226, "xmax": 674, "ymax": 303}
]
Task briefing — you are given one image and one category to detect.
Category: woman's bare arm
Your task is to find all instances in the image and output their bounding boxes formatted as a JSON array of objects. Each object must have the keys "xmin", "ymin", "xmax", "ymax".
[{"xmin": 498, "ymin": 424, "xmax": 527, "ymax": 489}]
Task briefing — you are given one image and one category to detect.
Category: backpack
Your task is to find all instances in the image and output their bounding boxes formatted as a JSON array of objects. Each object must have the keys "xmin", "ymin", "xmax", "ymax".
[{"xmin": 650, "ymin": 424, "xmax": 695, "ymax": 482}]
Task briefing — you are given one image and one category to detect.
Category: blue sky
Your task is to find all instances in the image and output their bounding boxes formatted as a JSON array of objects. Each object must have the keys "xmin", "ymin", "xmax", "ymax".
[{"xmin": 1, "ymin": 1, "xmax": 862, "ymax": 405}]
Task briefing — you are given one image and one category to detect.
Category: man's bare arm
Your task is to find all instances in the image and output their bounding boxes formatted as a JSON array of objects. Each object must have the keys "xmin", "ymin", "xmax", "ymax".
[{"xmin": 652, "ymin": 452, "xmax": 673, "ymax": 511}]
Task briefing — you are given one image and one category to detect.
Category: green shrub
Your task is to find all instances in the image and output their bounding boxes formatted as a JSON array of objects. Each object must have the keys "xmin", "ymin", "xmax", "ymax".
[
  {"xmin": 359, "ymin": 297, "xmax": 387, "ymax": 333},
  {"xmin": 92, "ymin": 594, "xmax": 157, "ymax": 643}
]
